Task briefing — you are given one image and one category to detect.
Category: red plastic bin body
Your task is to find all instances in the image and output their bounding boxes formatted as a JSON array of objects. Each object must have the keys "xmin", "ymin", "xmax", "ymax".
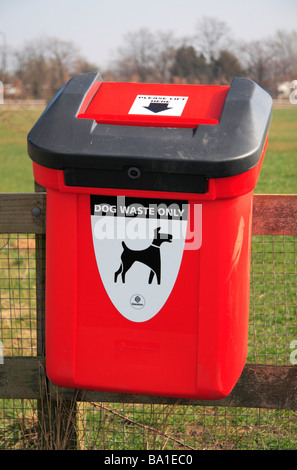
[
  {"xmin": 28, "ymin": 74, "xmax": 272, "ymax": 399},
  {"xmin": 33, "ymin": 149, "xmax": 264, "ymax": 399}
]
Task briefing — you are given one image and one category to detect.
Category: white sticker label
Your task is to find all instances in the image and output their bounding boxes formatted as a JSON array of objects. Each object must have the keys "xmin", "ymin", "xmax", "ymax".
[
  {"xmin": 91, "ymin": 196, "xmax": 189, "ymax": 323},
  {"xmin": 129, "ymin": 95, "xmax": 188, "ymax": 117}
]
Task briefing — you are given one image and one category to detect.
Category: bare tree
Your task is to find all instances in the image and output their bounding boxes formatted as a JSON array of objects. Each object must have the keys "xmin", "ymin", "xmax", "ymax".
[
  {"xmin": 112, "ymin": 28, "xmax": 157, "ymax": 82},
  {"xmin": 14, "ymin": 39, "xmax": 48, "ymax": 98},
  {"xmin": 268, "ymin": 30, "xmax": 297, "ymax": 83},
  {"xmin": 195, "ymin": 16, "xmax": 231, "ymax": 63},
  {"xmin": 110, "ymin": 28, "xmax": 177, "ymax": 83},
  {"xmin": 152, "ymin": 31, "xmax": 177, "ymax": 83},
  {"xmin": 13, "ymin": 37, "xmax": 97, "ymax": 99},
  {"xmin": 46, "ymin": 38, "xmax": 80, "ymax": 94},
  {"xmin": 9, "ymin": 25, "xmax": 297, "ymax": 99},
  {"xmin": 239, "ymin": 39, "xmax": 274, "ymax": 93}
]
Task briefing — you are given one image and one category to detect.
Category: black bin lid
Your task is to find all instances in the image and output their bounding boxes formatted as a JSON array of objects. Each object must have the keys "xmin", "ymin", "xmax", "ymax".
[{"xmin": 27, "ymin": 72, "xmax": 272, "ymax": 193}]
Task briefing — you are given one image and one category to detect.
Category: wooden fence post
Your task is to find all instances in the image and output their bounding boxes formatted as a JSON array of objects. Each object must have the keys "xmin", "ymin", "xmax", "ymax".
[{"xmin": 35, "ymin": 182, "xmax": 78, "ymax": 449}]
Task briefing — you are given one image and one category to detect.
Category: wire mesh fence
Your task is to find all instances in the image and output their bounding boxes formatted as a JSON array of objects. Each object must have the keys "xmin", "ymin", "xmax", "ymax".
[
  {"xmin": 0, "ymin": 234, "xmax": 38, "ymax": 358},
  {"xmin": 249, "ymin": 235, "xmax": 297, "ymax": 366},
  {"xmin": 0, "ymin": 232, "xmax": 297, "ymax": 450}
]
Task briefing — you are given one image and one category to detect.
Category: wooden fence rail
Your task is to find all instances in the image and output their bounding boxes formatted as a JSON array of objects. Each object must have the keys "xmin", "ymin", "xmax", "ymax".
[
  {"xmin": 0, "ymin": 192, "xmax": 297, "ymax": 448},
  {"xmin": 1, "ymin": 192, "xmax": 297, "ymax": 236}
]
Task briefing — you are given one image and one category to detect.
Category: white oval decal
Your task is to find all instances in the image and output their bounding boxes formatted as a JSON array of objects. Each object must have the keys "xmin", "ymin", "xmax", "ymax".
[{"xmin": 91, "ymin": 196, "xmax": 188, "ymax": 322}]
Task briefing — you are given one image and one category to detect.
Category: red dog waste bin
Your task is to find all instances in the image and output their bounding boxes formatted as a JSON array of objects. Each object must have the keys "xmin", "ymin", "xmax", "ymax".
[{"xmin": 27, "ymin": 73, "xmax": 272, "ymax": 399}]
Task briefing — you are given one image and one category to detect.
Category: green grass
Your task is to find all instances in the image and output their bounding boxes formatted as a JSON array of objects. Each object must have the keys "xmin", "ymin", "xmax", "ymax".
[
  {"xmin": 255, "ymin": 108, "xmax": 297, "ymax": 194},
  {"xmin": 248, "ymin": 234, "xmax": 297, "ymax": 366},
  {"xmin": 0, "ymin": 107, "xmax": 296, "ymax": 193},
  {"xmin": 0, "ymin": 110, "xmax": 41, "ymax": 193}
]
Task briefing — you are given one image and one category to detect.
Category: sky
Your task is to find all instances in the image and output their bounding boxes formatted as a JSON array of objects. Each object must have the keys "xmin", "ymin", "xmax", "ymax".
[{"xmin": 1, "ymin": 0, "xmax": 297, "ymax": 70}]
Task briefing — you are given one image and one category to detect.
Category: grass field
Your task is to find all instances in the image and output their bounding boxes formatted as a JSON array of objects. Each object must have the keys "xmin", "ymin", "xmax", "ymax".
[
  {"xmin": 0, "ymin": 110, "xmax": 41, "ymax": 193},
  {"xmin": 0, "ymin": 107, "xmax": 296, "ymax": 194},
  {"xmin": 255, "ymin": 108, "xmax": 297, "ymax": 194}
]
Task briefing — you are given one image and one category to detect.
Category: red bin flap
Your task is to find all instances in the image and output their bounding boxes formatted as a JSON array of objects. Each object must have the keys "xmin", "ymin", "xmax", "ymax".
[{"xmin": 77, "ymin": 82, "xmax": 229, "ymax": 128}]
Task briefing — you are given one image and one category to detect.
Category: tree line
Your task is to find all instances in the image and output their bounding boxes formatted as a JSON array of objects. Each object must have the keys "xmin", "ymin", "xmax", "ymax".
[{"xmin": 2, "ymin": 17, "xmax": 297, "ymax": 100}]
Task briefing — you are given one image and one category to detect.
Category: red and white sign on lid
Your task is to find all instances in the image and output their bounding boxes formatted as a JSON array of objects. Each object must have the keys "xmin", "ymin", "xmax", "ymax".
[
  {"xmin": 77, "ymin": 81, "xmax": 229, "ymax": 128},
  {"xmin": 128, "ymin": 94, "xmax": 188, "ymax": 117}
]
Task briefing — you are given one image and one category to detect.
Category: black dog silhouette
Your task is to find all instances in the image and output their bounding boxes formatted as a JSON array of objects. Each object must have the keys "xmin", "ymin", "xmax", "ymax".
[{"xmin": 114, "ymin": 227, "xmax": 172, "ymax": 284}]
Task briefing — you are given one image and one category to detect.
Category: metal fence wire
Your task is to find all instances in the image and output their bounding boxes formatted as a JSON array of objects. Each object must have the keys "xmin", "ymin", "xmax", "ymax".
[
  {"xmin": 0, "ymin": 233, "xmax": 297, "ymax": 450},
  {"xmin": 0, "ymin": 234, "xmax": 37, "ymax": 357}
]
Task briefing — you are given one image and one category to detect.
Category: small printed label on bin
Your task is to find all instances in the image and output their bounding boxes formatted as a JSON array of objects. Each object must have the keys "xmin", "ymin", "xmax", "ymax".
[
  {"xmin": 129, "ymin": 95, "xmax": 188, "ymax": 117},
  {"xmin": 90, "ymin": 196, "xmax": 190, "ymax": 322}
]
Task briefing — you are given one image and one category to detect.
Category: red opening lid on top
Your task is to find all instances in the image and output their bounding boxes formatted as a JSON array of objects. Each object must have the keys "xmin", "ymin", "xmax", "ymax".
[{"xmin": 77, "ymin": 81, "xmax": 229, "ymax": 128}]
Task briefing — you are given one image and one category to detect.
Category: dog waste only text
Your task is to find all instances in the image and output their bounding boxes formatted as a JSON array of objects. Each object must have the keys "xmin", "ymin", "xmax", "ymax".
[{"xmin": 93, "ymin": 199, "xmax": 186, "ymax": 219}]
